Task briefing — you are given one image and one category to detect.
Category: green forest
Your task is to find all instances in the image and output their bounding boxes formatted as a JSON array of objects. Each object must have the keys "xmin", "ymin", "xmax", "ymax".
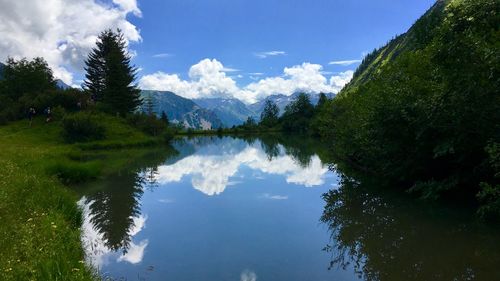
[{"xmin": 242, "ymin": 0, "xmax": 499, "ymax": 220}]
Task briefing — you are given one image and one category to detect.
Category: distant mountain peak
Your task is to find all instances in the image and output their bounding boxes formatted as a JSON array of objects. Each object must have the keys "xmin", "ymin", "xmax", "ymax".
[{"xmin": 141, "ymin": 90, "xmax": 223, "ymax": 129}]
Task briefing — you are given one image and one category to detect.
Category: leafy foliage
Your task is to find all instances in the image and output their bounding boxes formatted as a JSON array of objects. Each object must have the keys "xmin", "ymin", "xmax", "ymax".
[
  {"xmin": 259, "ymin": 99, "xmax": 279, "ymax": 127},
  {"xmin": 315, "ymin": 0, "xmax": 500, "ymax": 216},
  {"xmin": 281, "ymin": 93, "xmax": 315, "ymax": 133},
  {"xmin": 0, "ymin": 57, "xmax": 65, "ymax": 123},
  {"xmin": 61, "ymin": 112, "xmax": 106, "ymax": 143}
]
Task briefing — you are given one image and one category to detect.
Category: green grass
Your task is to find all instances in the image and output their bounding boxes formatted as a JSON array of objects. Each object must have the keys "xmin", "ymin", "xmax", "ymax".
[{"xmin": 0, "ymin": 115, "xmax": 170, "ymax": 280}]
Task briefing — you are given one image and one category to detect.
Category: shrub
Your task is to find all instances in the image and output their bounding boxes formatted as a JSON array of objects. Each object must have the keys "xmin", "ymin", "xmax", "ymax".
[
  {"xmin": 51, "ymin": 105, "xmax": 67, "ymax": 121},
  {"xmin": 61, "ymin": 112, "xmax": 105, "ymax": 143},
  {"xmin": 126, "ymin": 113, "xmax": 167, "ymax": 136},
  {"xmin": 46, "ymin": 160, "xmax": 100, "ymax": 184}
]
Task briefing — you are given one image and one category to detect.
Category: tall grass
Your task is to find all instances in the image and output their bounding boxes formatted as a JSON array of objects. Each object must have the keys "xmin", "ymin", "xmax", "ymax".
[{"xmin": 0, "ymin": 115, "xmax": 173, "ymax": 280}]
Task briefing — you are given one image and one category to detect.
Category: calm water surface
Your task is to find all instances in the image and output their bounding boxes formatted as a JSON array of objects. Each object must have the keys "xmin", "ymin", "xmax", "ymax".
[{"xmin": 77, "ymin": 136, "xmax": 500, "ymax": 281}]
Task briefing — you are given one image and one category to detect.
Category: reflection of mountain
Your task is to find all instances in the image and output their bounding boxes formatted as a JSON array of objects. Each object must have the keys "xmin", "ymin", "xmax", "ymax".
[
  {"xmin": 156, "ymin": 136, "xmax": 329, "ymax": 196},
  {"xmin": 321, "ymin": 177, "xmax": 500, "ymax": 281}
]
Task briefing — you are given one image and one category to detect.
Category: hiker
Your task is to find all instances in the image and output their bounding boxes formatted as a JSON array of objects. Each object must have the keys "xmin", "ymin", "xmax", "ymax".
[
  {"xmin": 45, "ymin": 107, "xmax": 52, "ymax": 123},
  {"xmin": 28, "ymin": 107, "xmax": 36, "ymax": 127}
]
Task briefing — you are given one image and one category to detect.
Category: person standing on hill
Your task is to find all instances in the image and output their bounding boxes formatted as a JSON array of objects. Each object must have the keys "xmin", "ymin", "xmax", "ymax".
[
  {"xmin": 28, "ymin": 107, "xmax": 36, "ymax": 127},
  {"xmin": 45, "ymin": 107, "xmax": 52, "ymax": 123}
]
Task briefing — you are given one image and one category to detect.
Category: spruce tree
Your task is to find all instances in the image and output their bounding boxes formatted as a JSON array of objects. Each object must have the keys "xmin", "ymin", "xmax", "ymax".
[
  {"xmin": 317, "ymin": 93, "xmax": 328, "ymax": 109},
  {"xmin": 144, "ymin": 94, "xmax": 155, "ymax": 116},
  {"xmin": 161, "ymin": 111, "xmax": 169, "ymax": 126},
  {"xmin": 84, "ymin": 29, "xmax": 142, "ymax": 115}
]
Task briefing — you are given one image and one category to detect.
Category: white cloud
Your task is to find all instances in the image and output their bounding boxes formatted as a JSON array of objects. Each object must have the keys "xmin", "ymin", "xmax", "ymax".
[
  {"xmin": 152, "ymin": 53, "xmax": 173, "ymax": 58},
  {"xmin": 221, "ymin": 67, "xmax": 240, "ymax": 72},
  {"xmin": 254, "ymin": 50, "xmax": 286, "ymax": 59},
  {"xmin": 112, "ymin": 0, "xmax": 142, "ymax": 17},
  {"xmin": 139, "ymin": 59, "xmax": 354, "ymax": 104},
  {"xmin": 328, "ymin": 59, "xmax": 361, "ymax": 66},
  {"xmin": 0, "ymin": 0, "xmax": 141, "ymax": 85},
  {"xmin": 330, "ymin": 70, "xmax": 354, "ymax": 88},
  {"xmin": 241, "ymin": 270, "xmax": 257, "ymax": 281},
  {"xmin": 261, "ymin": 193, "xmax": 288, "ymax": 200}
]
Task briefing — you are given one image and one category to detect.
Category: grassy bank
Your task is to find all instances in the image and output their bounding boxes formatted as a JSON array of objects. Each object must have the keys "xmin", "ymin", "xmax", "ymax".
[{"xmin": 0, "ymin": 116, "xmax": 170, "ymax": 280}]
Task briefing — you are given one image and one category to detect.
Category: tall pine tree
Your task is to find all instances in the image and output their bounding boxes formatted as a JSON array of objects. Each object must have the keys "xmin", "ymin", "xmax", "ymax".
[{"xmin": 84, "ymin": 29, "xmax": 142, "ymax": 115}]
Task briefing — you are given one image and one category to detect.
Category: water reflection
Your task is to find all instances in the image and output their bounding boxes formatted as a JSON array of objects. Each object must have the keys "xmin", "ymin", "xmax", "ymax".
[
  {"xmin": 155, "ymin": 136, "xmax": 329, "ymax": 196},
  {"xmin": 79, "ymin": 149, "xmax": 176, "ymax": 267},
  {"xmin": 79, "ymin": 136, "xmax": 330, "ymax": 271},
  {"xmin": 321, "ymin": 175, "xmax": 500, "ymax": 281}
]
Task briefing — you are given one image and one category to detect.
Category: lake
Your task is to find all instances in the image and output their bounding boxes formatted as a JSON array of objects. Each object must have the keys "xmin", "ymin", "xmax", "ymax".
[{"xmin": 77, "ymin": 135, "xmax": 500, "ymax": 281}]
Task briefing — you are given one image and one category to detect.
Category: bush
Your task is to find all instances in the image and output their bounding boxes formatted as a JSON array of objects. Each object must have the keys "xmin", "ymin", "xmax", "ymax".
[
  {"xmin": 61, "ymin": 112, "xmax": 105, "ymax": 143},
  {"xmin": 46, "ymin": 160, "xmax": 100, "ymax": 184},
  {"xmin": 51, "ymin": 105, "xmax": 67, "ymax": 121},
  {"xmin": 126, "ymin": 113, "xmax": 167, "ymax": 136}
]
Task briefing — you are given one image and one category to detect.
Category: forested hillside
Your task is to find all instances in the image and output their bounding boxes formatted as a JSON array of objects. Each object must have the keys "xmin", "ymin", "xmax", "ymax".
[{"xmin": 315, "ymin": 0, "xmax": 500, "ymax": 219}]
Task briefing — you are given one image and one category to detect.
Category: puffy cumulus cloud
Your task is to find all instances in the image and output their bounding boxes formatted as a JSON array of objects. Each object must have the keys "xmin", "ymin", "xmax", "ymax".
[
  {"xmin": 139, "ymin": 60, "xmax": 354, "ymax": 104},
  {"xmin": 140, "ymin": 59, "xmax": 240, "ymax": 100},
  {"xmin": 112, "ymin": 0, "xmax": 142, "ymax": 16},
  {"xmin": 0, "ymin": 0, "xmax": 141, "ymax": 86},
  {"xmin": 245, "ymin": 63, "xmax": 352, "ymax": 101},
  {"xmin": 330, "ymin": 70, "xmax": 354, "ymax": 89}
]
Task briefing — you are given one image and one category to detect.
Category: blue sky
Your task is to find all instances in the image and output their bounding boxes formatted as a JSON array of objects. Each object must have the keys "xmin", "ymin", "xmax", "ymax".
[
  {"xmin": 0, "ymin": 0, "xmax": 436, "ymax": 103},
  {"xmin": 131, "ymin": 0, "xmax": 435, "ymax": 83}
]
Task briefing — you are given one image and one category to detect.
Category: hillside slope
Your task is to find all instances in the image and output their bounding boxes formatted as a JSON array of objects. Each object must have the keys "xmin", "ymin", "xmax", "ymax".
[
  {"xmin": 141, "ymin": 90, "xmax": 223, "ymax": 129},
  {"xmin": 194, "ymin": 98, "xmax": 254, "ymax": 127},
  {"xmin": 319, "ymin": 0, "xmax": 500, "ymax": 218}
]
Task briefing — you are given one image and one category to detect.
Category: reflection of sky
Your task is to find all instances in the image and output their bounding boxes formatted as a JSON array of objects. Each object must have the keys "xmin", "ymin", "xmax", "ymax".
[
  {"xmin": 79, "ymin": 137, "xmax": 338, "ymax": 280},
  {"xmin": 155, "ymin": 142, "xmax": 329, "ymax": 196},
  {"xmin": 79, "ymin": 197, "xmax": 149, "ymax": 268}
]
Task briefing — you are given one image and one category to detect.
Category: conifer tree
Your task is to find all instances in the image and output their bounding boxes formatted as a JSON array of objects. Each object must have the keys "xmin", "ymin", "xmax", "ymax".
[
  {"xmin": 84, "ymin": 29, "xmax": 141, "ymax": 115},
  {"xmin": 161, "ymin": 111, "xmax": 169, "ymax": 126},
  {"xmin": 144, "ymin": 94, "xmax": 155, "ymax": 116},
  {"xmin": 316, "ymin": 93, "xmax": 328, "ymax": 109}
]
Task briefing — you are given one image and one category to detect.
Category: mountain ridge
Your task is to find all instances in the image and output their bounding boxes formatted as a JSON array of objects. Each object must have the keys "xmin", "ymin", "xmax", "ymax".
[{"xmin": 140, "ymin": 90, "xmax": 223, "ymax": 129}]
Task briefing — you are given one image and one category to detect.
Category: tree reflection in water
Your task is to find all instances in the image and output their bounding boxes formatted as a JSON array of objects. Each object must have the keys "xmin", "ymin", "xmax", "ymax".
[
  {"xmin": 81, "ymin": 148, "xmax": 177, "ymax": 254},
  {"xmin": 321, "ymin": 175, "xmax": 500, "ymax": 281}
]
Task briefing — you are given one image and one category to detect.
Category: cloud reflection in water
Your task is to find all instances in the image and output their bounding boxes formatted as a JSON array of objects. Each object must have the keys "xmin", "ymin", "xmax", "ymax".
[{"xmin": 155, "ymin": 142, "xmax": 328, "ymax": 196}]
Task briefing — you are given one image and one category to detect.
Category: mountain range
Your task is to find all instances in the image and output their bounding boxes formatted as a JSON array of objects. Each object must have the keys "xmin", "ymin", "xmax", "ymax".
[
  {"xmin": 1, "ymin": 60, "xmax": 335, "ymax": 129},
  {"xmin": 141, "ymin": 90, "xmax": 224, "ymax": 129},
  {"xmin": 0, "ymin": 62, "xmax": 5, "ymax": 80},
  {"xmin": 141, "ymin": 90, "xmax": 334, "ymax": 129}
]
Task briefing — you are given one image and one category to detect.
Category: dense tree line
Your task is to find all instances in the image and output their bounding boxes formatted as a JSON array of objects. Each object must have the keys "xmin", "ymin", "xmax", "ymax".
[
  {"xmin": 0, "ymin": 57, "xmax": 88, "ymax": 124},
  {"xmin": 236, "ymin": 92, "xmax": 330, "ymax": 134},
  {"xmin": 0, "ymin": 29, "xmax": 173, "ymax": 142},
  {"xmin": 314, "ymin": 0, "xmax": 500, "ymax": 219}
]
